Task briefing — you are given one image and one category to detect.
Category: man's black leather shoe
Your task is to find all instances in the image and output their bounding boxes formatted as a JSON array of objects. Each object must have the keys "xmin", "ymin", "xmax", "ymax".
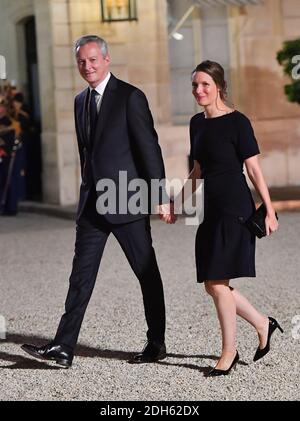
[
  {"xmin": 21, "ymin": 343, "xmax": 73, "ymax": 368},
  {"xmin": 128, "ymin": 341, "xmax": 166, "ymax": 364}
]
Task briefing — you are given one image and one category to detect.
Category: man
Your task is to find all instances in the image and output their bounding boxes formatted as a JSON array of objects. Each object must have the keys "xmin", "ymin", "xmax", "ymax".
[{"xmin": 21, "ymin": 35, "xmax": 174, "ymax": 368}]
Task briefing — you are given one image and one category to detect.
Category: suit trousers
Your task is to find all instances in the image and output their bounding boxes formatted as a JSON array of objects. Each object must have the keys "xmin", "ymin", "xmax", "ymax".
[{"xmin": 54, "ymin": 190, "xmax": 166, "ymax": 349}]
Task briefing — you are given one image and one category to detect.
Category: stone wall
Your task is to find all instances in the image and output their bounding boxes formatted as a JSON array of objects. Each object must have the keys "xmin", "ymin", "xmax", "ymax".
[
  {"xmin": 166, "ymin": 0, "xmax": 300, "ymax": 188},
  {"xmin": 228, "ymin": 0, "xmax": 300, "ymax": 186},
  {"xmin": 1, "ymin": 0, "xmax": 299, "ymax": 206}
]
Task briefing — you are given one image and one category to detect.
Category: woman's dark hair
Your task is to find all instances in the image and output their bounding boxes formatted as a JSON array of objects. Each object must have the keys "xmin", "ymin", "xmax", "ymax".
[{"xmin": 192, "ymin": 60, "xmax": 227, "ymax": 101}]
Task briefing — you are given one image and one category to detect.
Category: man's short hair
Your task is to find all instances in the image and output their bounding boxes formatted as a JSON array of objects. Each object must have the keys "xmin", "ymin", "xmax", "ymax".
[{"xmin": 74, "ymin": 35, "xmax": 108, "ymax": 58}]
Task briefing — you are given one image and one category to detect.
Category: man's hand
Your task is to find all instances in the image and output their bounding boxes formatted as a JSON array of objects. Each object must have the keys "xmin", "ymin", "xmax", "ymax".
[{"xmin": 156, "ymin": 202, "xmax": 177, "ymax": 224}]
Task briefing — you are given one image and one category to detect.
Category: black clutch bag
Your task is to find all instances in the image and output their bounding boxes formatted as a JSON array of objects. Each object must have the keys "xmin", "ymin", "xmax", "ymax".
[{"xmin": 245, "ymin": 203, "xmax": 278, "ymax": 239}]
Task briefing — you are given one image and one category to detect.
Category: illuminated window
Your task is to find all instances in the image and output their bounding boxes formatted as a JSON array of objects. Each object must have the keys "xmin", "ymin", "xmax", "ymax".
[{"xmin": 100, "ymin": 0, "xmax": 138, "ymax": 22}]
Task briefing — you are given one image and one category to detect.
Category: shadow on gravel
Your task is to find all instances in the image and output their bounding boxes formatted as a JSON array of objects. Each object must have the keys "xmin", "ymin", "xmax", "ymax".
[
  {"xmin": 3, "ymin": 333, "xmax": 248, "ymax": 372},
  {"xmin": 158, "ymin": 353, "xmax": 248, "ymax": 375},
  {"xmin": 4, "ymin": 334, "xmax": 133, "ymax": 367},
  {"xmin": 0, "ymin": 351, "xmax": 61, "ymax": 369}
]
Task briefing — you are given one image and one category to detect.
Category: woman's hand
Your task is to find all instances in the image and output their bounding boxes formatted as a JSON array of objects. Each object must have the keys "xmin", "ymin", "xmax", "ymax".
[
  {"xmin": 157, "ymin": 202, "xmax": 177, "ymax": 224},
  {"xmin": 265, "ymin": 210, "xmax": 279, "ymax": 236}
]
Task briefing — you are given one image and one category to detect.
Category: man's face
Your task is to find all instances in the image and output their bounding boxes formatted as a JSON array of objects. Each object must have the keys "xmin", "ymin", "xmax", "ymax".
[{"xmin": 76, "ymin": 42, "xmax": 110, "ymax": 88}]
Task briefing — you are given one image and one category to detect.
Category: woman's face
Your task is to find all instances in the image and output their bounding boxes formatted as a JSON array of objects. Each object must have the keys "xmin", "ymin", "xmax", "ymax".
[
  {"xmin": 13, "ymin": 100, "xmax": 22, "ymax": 112},
  {"xmin": 192, "ymin": 71, "xmax": 219, "ymax": 107}
]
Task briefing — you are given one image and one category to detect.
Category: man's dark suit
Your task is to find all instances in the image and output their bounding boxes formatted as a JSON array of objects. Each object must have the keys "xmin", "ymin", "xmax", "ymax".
[{"xmin": 53, "ymin": 74, "xmax": 166, "ymax": 349}]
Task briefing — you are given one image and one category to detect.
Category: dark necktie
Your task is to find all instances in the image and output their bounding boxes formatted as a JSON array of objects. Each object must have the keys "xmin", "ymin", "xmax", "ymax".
[{"xmin": 89, "ymin": 89, "xmax": 98, "ymax": 145}]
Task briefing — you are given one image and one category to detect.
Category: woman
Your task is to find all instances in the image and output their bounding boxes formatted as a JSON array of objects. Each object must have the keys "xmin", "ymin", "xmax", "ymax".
[{"xmin": 175, "ymin": 61, "xmax": 282, "ymax": 376}]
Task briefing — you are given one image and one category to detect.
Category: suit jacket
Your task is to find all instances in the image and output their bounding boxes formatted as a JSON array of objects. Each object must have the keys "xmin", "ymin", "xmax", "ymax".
[{"xmin": 74, "ymin": 74, "xmax": 167, "ymax": 224}]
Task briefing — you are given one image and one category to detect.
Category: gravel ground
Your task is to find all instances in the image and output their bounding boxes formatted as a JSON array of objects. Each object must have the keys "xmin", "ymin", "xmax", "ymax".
[{"xmin": 0, "ymin": 212, "xmax": 299, "ymax": 401}]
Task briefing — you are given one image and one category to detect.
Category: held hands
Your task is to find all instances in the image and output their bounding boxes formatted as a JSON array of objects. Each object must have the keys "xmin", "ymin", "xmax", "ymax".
[
  {"xmin": 156, "ymin": 202, "xmax": 177, "ymax": 224},
  {"xmin": 265, "ymin": 209, "xmax": 279, "ymax": 236}
]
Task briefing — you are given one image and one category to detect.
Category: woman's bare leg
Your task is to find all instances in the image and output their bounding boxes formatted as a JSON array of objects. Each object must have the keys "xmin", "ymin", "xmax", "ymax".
[
  {"xmin": 205, "ymin": 280, "xmax": 237, "ymax": 370},
  {"xmin": 230, "ymin": 287, "xmax": 269, "ymax": 349}
]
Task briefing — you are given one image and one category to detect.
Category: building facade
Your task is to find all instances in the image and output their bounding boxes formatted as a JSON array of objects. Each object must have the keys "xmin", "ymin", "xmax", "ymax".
[{"xmin": 0, "ymin": 0, "xmax": 300, "ymax": 205}]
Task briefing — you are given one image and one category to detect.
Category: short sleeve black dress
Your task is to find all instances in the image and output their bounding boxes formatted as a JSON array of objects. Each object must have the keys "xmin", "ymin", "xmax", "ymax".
[{"xmin": 190, "ymin": 110, "xmax": 260, "ymax": 282}]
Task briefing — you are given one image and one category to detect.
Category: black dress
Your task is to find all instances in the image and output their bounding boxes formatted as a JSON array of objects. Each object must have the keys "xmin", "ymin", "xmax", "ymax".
[{"xmin": 190, "ymin": 111, "xmax": 260, "ymax": 282}]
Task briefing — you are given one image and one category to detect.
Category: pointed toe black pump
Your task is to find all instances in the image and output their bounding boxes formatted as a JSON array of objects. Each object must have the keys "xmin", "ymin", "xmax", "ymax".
[
  {"xmin": 253, "ymin": 316, "xmax": 283, "ymax": 362},
  {"xmin": 206, "ymin": 351, "xmax": 240, "ymax": 377}
]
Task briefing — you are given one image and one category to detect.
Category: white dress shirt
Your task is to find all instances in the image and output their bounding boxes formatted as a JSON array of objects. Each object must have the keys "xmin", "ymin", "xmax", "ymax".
[{"xmin": 89, "ymin": 72, "xmax": 111, "ymax": 113}]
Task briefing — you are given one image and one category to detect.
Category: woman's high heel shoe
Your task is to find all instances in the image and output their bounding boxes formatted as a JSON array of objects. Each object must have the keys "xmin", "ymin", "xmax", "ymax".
[
  {"xmin": 206, "ymin": 351, "xmax": 239, "ymax": 377},
  {"xmin": 253, "ymin": 316, "xmax": 283, "ymax": 362}
]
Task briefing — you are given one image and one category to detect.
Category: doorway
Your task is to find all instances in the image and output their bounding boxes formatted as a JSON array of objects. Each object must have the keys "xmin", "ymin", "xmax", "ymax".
[{"xmin": 20, "ymin": 16, "xmax": 42, "ymax": 201}]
